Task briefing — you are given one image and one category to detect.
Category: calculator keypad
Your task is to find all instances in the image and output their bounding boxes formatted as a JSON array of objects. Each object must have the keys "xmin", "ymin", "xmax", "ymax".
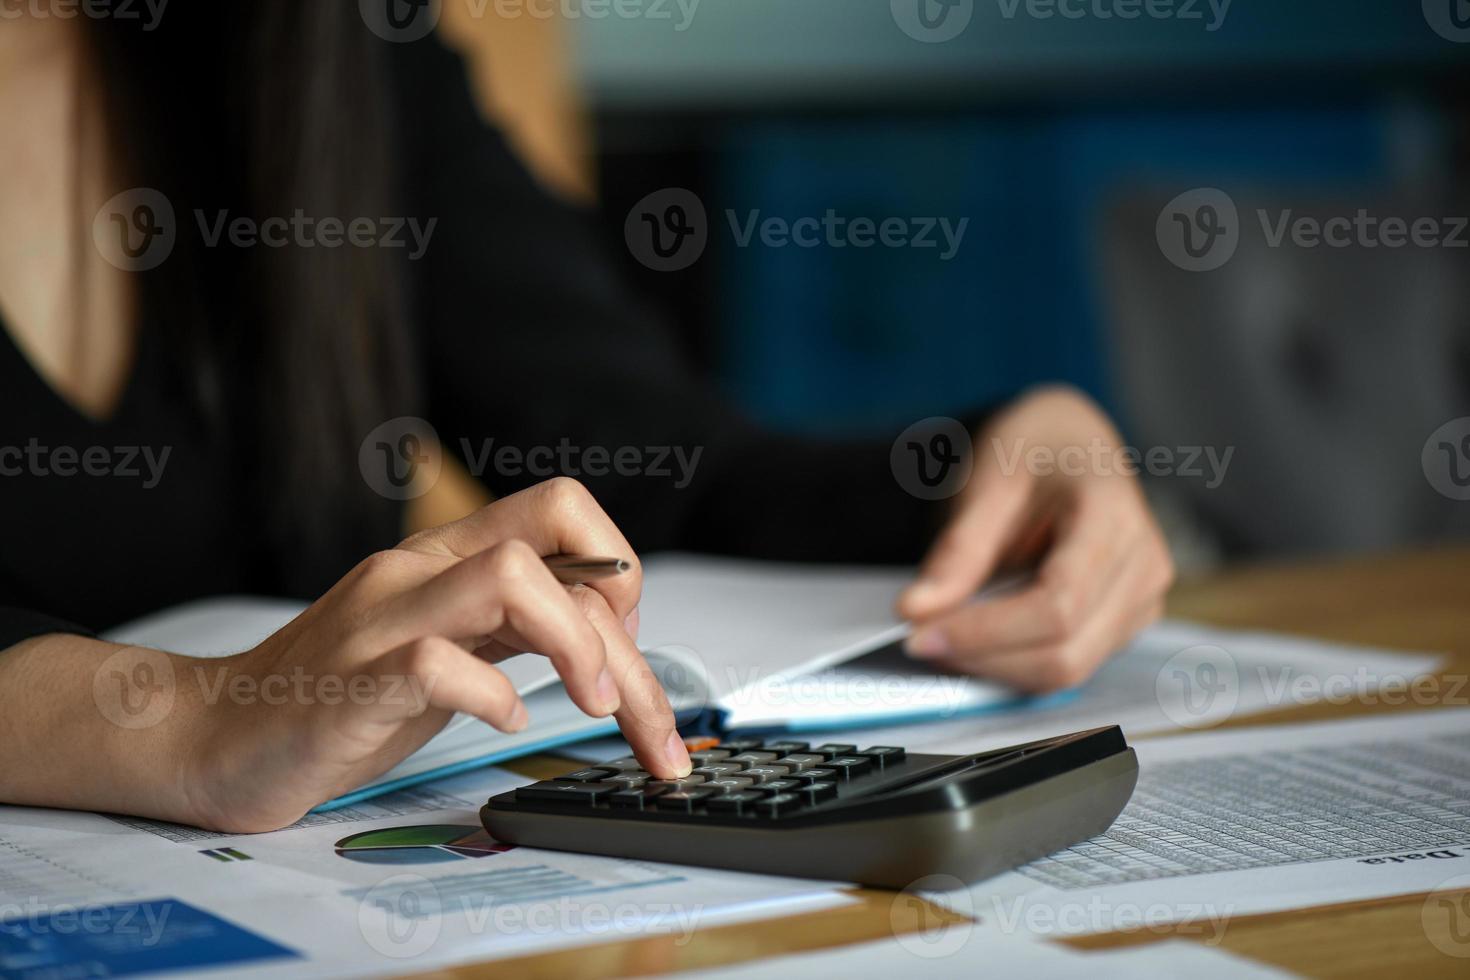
[{"xmin": 514, "ymin": 739, "xmax": 908, "ymax": 820}]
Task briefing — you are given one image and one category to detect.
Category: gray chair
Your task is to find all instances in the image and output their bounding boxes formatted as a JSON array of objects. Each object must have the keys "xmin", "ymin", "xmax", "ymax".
[{"xmin": 1100, "ymin": 188, "xmax": 1470, "ymax": 561}]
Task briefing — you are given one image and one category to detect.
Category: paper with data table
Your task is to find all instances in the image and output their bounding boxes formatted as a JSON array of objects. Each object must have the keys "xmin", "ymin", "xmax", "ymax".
[
  {"xmin": 0, "ymin": 766, "xmax": 851, "ymax": 979},
  {"xmin": 931, "ymin": 709, "xmax": 1470, "ymax": 936}
]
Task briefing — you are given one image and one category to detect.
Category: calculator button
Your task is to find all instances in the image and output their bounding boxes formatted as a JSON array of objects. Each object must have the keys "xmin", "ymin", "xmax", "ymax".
[
  {"xmin": 682, "ymin": 736, "xmax": 722, "ymax": 752},
  {"xmin": 737, "ymin": 766, "xmax": 792, "ymax": 783},
  {"xmin": 728, "ymin": 752, "xmax": 779, "ymax": 765},
  {"xmin": 752, "ymin": 779, "xmax": 801, "ymax": 796},
  {"xmin": 691, "ymin": 764, "xmax": 746, "ymax": 778},
  {"xmin": 688, "ymin": 749, "xmax": 732, "ymax": 765},
  {"xmin": 813, "ymin": 744, "xmax": 857, "ymax": 759},
  {"xmin": 600, "ymin": 758, "xmax": 645, "ymax": 771},
  {"xmin": 517, "ymin": 781, "xmax": 619, "ymax": 803},
  {"xmin": 825, "ymin": 757, "xmax": 874, "ymax": 779},
  {"xmin": 648, "ymin": 776, "xmax": 707, "ymax": 792},
  {"xmin": 705, "ymin": 791, "xmax": 763, "ymax": 815},
  {"xmin": 773, "ymin": 754, "xmax": 825, "ymax": 771},
  {"xmin": 556, "ymin": 768, "xmax": 620, "ymax": 782},
  {"xmin": 703, "ymin": 777, "xmax": 756, "ymax": 793},
  {"xmin": 609, "ymin": 786, "xmax": 667, "ymax": 809},
  {"xmin": 859, "ymin": 746, "xmax": 906, "ymax": 767},
  {"xmin": 762, "ymin": 740, "xmax": 810, "ymax": 754},
  {"xmin": 606, "ymin": 773, "xmax": 650, "ymax": 790},
  {"xmin": 716, "ymin": 738, "xmax": 765, "ymax": 752},
  {"xmin": 795, "ymin": 780, "xmax": 838, "ymax": 804},
  {"xmin": 754, "ymin": 793, "xmax": 804, "ymax": 817},
  {"xmin": 790, "ymin": 768, "xmax": 837, "ymax": 783},
  {"xmin": 656, "ymin": 789, "xmax": 717, "ymax": 812}
]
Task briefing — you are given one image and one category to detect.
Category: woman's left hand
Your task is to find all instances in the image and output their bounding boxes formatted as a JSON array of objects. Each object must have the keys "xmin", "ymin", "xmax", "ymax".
[{"xmin": 897, "ymin": 385, "xmax": 1175, "ymax": 692}]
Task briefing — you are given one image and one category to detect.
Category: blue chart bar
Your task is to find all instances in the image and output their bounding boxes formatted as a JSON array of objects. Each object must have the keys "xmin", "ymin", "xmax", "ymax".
[{"xmin": 0, "ymin": 899, "xmax": 297, "ymax": 979}]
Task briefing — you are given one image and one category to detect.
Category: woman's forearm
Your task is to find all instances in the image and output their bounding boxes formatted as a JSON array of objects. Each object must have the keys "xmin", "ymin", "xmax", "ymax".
[{"xmin": 0, "ymin": 634, "xmax": 208, "ymax": 823}]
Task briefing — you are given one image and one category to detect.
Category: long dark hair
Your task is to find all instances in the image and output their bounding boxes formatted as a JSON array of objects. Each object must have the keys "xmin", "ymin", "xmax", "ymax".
[{"xmin": 87, "ymin": 6, "xmax": 415, "ymax": 589}]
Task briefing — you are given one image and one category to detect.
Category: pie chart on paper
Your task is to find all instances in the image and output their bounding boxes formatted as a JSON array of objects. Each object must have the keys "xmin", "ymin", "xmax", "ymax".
[{"xmin": 333, "ymin": 824, "xmax": 515, "ymax": 865}]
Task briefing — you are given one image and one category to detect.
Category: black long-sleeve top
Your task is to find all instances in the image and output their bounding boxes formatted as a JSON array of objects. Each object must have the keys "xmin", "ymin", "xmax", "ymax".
[{"xmin": 0, "ymin": 35, "xmax": 967, "ymax": 650}]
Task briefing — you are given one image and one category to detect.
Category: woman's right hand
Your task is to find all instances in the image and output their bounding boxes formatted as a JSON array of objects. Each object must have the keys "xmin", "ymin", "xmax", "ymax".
[{"xmin": 181, "ymin": 478, "xmax": 688, "ymax": 833}]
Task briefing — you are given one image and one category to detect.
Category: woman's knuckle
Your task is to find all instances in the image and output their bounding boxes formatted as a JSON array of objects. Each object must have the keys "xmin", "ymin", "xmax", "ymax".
[
  {"xmin": 541, "ymin": 476, "xmax": 590, "ymax": 511},
  {"xmin": 400, "ymin": 637, "xmax": 445, "ymax": 677},
  {"xmin": 485, "ymin": 540, "xmax": 536, "ymax": 580},
  {"xmin": 354, "ymin": 549, "xmax": 404, "ymax": 582},
  {"xmin": 1041, "ymin": 586, "xmax": 1079, "ymax": 636}
]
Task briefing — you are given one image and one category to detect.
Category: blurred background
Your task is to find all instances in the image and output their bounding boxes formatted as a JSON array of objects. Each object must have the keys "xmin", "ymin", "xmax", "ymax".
[{"xmin": 442, "ymin": 0, "xmax": 1470, "ymax": 572}]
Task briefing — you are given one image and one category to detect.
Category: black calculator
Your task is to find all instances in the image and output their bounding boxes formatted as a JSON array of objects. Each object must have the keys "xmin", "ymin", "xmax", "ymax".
[{"xmin": 481, "ymin": 726, "xmax": 1137, "ymax": 888}]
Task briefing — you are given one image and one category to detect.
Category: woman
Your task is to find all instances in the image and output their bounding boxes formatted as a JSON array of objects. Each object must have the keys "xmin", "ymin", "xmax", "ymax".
[{"xmin": 0, "ymin": 7, "xmax": 1173, "ymax": 831}]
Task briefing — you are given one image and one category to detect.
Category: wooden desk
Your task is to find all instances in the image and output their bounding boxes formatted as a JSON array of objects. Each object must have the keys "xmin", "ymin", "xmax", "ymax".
[{"xmin": 427, "ymin": 547, "xmax": 1470, "ymax": 980}]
